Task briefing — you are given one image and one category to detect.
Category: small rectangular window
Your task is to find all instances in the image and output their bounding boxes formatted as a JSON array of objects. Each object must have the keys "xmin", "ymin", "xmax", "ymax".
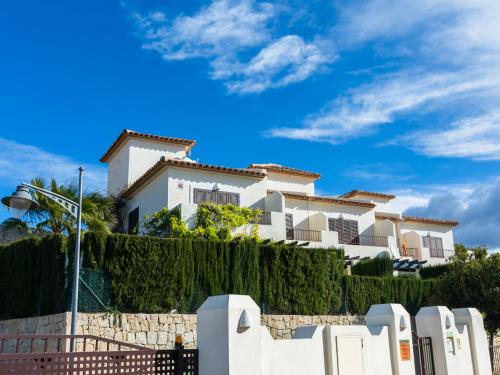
[{"xmin": 193, "ymin": 188, "xmax": 239, "ymax": 206}]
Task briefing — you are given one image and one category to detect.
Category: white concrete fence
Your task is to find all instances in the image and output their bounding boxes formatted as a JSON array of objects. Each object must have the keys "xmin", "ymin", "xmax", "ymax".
[{"xmin": 197, "ymin": 295, "xmax": 492, "ymax": 375}]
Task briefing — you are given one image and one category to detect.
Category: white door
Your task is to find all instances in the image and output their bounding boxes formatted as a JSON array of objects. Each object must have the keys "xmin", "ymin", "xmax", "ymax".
[{"xmin": 337, "ymin": 336, "xmax": 365, "ymax": 375}]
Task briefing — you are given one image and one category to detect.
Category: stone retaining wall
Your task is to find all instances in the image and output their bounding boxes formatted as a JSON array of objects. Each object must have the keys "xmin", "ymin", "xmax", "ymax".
[
  {"xmin": 1, "ymin": 313, "xmax": 497, "ymax": 350},
  {"xmin": 0, "ymin": 313, "xmax": 363, "ymax": 349}
]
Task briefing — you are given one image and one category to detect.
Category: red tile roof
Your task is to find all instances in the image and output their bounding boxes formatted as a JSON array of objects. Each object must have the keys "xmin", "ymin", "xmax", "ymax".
[
  {"xmin": 248, "ymin": 163, "xmax": 321, "ymax": 179},
  {"xmin": 402, "ymin": 215, "xmax": 459, "ymax": 227},
  {"xmin": 269, "ymin": 190, "xmax": 376, "ymax": 208},
  {"xmin": 121, "ymin": 157, "xmax": 265, "ymax": 198},
  {"xmin": 100, "ymin": 129, "xmax": 196, "ymax": 163},
  {"xmin": 375, "ymin": 214, "xmax": 459, "ymax": 226},
  {"xmin": 340, "ymin": 190, "xmax": 396, "ymax": 200}
]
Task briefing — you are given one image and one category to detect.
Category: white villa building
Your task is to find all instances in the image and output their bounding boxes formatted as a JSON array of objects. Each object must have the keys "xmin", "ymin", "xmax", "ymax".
[{"xmin": 101, "ymin": 130, "xmax": 458, "ymax": 266}]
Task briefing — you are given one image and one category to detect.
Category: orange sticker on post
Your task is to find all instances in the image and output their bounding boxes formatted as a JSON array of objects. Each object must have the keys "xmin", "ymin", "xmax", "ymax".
[{"xmin": 400, "ymin": 340, "xmax": 411, "ymax": 361}]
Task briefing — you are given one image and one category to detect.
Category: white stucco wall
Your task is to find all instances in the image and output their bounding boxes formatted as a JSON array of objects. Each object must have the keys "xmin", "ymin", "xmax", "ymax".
[
  {"xmin": 400, "ymin": 223, "xmax": 455, "ymax": 264},
  {"xmin": 166, "ymin": 167, "xmax": 267, "ymax": 209},
  {"xmin": 128, "ymin": 139, "xmax": 188, "ymax": 183},
  {"xmin": 264, "ymin": 172, "xmax": 315, "ymax": 195},
  {"xmin": 283, "ymin": 199, "xmax": 375, "ymax": 234},
  {"xmin": 107, "ymin": 143, "xmax": 130, "ymax": 196},
  {"xmin": 125, "ymin": 170, "xmax": 169, "ymax": 232},
  {"xmin": 400, "ymin": 223, "xmax": 454, "ymax": 251},
  {"xmin": 106, "ymin": 138, "xmax": 189, "ymax": 196}
]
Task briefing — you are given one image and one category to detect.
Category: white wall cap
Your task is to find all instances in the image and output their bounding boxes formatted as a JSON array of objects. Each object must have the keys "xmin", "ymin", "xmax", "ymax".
[
  {"xmin": 197, "ymin": 294, "xmax": 260, "ymax": 313},
  {"xmin": 366, "ymin": 303, "xmax": 409, "ymax": 317},
  {"xmin": 416, "ymin": 306, "xmax": 452, "ymax": 318},
  {"xmin": 452, "ymin": 308, "xmax": 482, "ymax": 320}
]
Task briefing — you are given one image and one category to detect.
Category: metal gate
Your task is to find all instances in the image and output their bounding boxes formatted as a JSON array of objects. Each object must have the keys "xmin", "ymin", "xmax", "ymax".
[
  {"xmin": 0, "ymin": 335, "xmax": 198, "ymax": 375},
  {"xmin": 492, "ymin": 345, "xmax": 500, "ymax": 375},
  {"xmin": 413, "ymin": 336, "xmax": 435, "ymax": 375}
]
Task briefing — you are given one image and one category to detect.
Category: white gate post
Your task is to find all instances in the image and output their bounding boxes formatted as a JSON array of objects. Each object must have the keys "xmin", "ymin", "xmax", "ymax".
[
  {"xmin": 365, "ymin": 304, "xmax": 416, "ymax": 375},
  {"xmin": 197, "ymin": 295, "xmax": 262, "ymax": 375},
  {"xmin": 453, "ymin": 308, "xmax": 492, "ymax": 375}
]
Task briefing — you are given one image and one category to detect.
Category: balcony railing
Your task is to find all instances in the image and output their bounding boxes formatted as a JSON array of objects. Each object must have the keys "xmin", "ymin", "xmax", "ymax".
[
  {"xmin": 430, "ymin": 248, "xmax": 444, "ymax": 258},
  {"xmin": 400, "ymin": 247, "xmax": 418, "ymax": 257},
  {"xmin": 342, "ymin": 235, "xmax": 389, "ymax": 247},
  {"xmin": 286, "ymin": 228, "xmax": 322, "ymax": 242},
  {"xmin": 255, "ymin": 211, "xmax": 272, "ymax": 225}
]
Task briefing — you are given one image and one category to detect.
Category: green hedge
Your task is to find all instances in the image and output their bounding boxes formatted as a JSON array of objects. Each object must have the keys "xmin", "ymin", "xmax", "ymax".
[
  {"xmin": 351, "ymin": 257, "xmax": 393, "ymax": 277},
  {"xmin": 0, "ymin": 235, "xmax": 68, "ymax": 319},
  {"xmin": 420, "ymin": 264, "xmax": 451, "ymax": 279},
  {"xmin": 1, "ymin": 232, "xmax": 445, "ymax": 319},
  {"xmin": 344, "ymin": 275, "xmax": 439, "ymax": 315},
  {"xmin": 82, "ymin": 233, "xmax": 344, "ymax": 315}
]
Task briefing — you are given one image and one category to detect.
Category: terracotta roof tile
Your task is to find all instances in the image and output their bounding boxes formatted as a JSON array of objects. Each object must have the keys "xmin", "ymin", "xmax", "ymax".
[
  {"xmin": 376, "ymin": 214, "xmax": 458, "ymax": 226},
  {"xmin": 401, "ymin": 215, "xmax": 459, "ymax": 227},
  {"xmin": 340, "ymin": 190, "xmax": 396, "ymax": 200},
  {"xmin": 121, "ymin": 157, "xmax": 265, "ymax": 198},
  {"xmin": 269, "ymin": 190, "xmax": 376, "ymax": 208},
  {"xmin": 248, "ymin": 163, "xmax": 321, "ymax": 179},
  {"xmin": 100, "ymin": 129, "xmax": 196, "ymax": 163}
]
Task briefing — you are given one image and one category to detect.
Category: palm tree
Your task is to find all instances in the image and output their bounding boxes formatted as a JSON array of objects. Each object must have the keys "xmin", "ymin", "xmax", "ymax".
[{"xmin": 25, "ymin": 177, "xmax": 116, "ymax": 234}]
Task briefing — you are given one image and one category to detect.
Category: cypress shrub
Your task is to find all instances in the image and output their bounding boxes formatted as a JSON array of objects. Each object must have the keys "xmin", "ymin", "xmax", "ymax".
[
  {"xmin": 1, "ymin": 232, "xmax": 443, "ymax": 318},
  {"xmin": 351, "ymin": 256, "xmax": 393, "ymax": 277},
  {"xmin": 81, "ymin": 231, "xmax": 108, "ymax": 269},
  {"xmin": 344, "ymin": 275, "xmax": 438, "ymax": 315},
  {"xmin": 0, "ymin": 235, "xmax": 68, "ymax": 319},
  {"xmin": 259, "ymin": 245, "xmax": 344, "ymax": 314}
]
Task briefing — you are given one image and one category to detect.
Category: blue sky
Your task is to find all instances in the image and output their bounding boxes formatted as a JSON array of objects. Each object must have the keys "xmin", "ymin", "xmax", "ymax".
[{"xmin": 1, "ymin": 0, "xmax": 499, "ymax": 249}]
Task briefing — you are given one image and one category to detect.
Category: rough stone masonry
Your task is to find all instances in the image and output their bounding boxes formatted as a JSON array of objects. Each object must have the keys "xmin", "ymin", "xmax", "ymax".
[{"xmin": 0, "ymin": 312, "xmax": 365, "ymax": 350}]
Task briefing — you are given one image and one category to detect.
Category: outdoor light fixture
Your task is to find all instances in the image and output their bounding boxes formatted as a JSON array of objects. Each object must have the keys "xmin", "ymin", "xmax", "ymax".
[
  {"xmin": 212, "ymin": 183, "xmax": 221, "ymax": 192},
  {"xmin": 238, "ymin": 309, "xmax": 254, "ymax": 329},
  {"xmin": 175, "ymin": 334, "xmax": 184, "ymax": 349},
  {"xmin": 399, "ymin": 316, "xmax": 408, "ymax": 331},
  {"xmin": 1, "ymin": 168, "xmax": 84, "ymax": 352},
  {"xmin": 1, "ymin": 185, "xmax": 39, "ymax": 219}
]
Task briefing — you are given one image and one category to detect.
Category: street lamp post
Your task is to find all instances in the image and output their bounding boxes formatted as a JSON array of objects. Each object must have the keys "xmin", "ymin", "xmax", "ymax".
[{"xmin": 1, "ymin": 167, "xmax": 84, "ymax": 351}]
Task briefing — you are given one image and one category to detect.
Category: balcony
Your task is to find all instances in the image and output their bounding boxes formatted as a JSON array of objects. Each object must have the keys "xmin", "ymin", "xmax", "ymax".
[
  {"xmin": 341, "ymin": 235, "xmax": 389, "ymax": 247},
  {"xmin": 400, "ymin": 247, "xmax": 418, "ymax": 257},
  {"xmin": 254, "ymin": 211, "xmax": 272, "ymax": 225},
  {"xmin": 286, "ymin": 228, "xmax": 322, "ymax": 242}
]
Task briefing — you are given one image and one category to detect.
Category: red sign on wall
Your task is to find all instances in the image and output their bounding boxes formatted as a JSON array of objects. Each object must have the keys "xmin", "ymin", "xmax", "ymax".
[{"xmin": 400, "ymin": 340, "xmax": 411, "ymax": 361}]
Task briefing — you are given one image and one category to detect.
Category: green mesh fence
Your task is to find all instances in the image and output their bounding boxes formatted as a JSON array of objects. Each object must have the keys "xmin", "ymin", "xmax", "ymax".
[{"xmin": 57, "ymin": 269, "xmax": 348, "ymax": 315}]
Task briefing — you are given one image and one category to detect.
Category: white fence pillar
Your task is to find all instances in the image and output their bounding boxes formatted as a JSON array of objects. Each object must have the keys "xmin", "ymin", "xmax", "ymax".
[
  {"xmin": 365, "ymin": 304, "xmax": 416, "ymax": 375},
  {"xmin": 416, "ymin": 306, "xmax": 474, "ymax": 375},
  {"xmin": 197, "ymin": 295, "xmax": 262, "ymax": 375},
  {"xmin": 453, "ymin": 308, "xmax": 492, "ymax": 375}
]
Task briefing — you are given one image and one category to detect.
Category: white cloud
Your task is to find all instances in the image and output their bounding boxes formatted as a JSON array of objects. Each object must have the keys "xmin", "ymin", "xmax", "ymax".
[
  {"xmin": 138, "ymin": 0, "xmax": 275, "ymax": 61},
  {"xmin": 132, "ymin": 0, "xmax": 331, "ymax": 94},
  {"xmin": 267, "ymin": 0, "xmax": 500, "ymax": 160},
  {"xmin": 267, "ymin": 71, "xmax": 500, "ymax": 143},
  {"xmin": 404, "ymin": 177, "xmax": 500, "ymax": 249},
  {"xmin": 225, "ymin": 35, "xmax": 332, "ymax": 94},
  {"xmin": 0, "ymin": 138, "xmax": 107, "ymax": 194},
  {"xmin": 393, "ymin": 111, "xmax": 500, "ymax": 160}
]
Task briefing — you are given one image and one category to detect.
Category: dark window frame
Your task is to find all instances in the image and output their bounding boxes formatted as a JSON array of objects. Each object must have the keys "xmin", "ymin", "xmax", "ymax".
[
  {"xmin": 128, "ymin": 207, "xmax": 140, "ymax": 234},
  {"xmin": 193, "ymin": 188, "xmax": 240, "ymax": 206}
]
